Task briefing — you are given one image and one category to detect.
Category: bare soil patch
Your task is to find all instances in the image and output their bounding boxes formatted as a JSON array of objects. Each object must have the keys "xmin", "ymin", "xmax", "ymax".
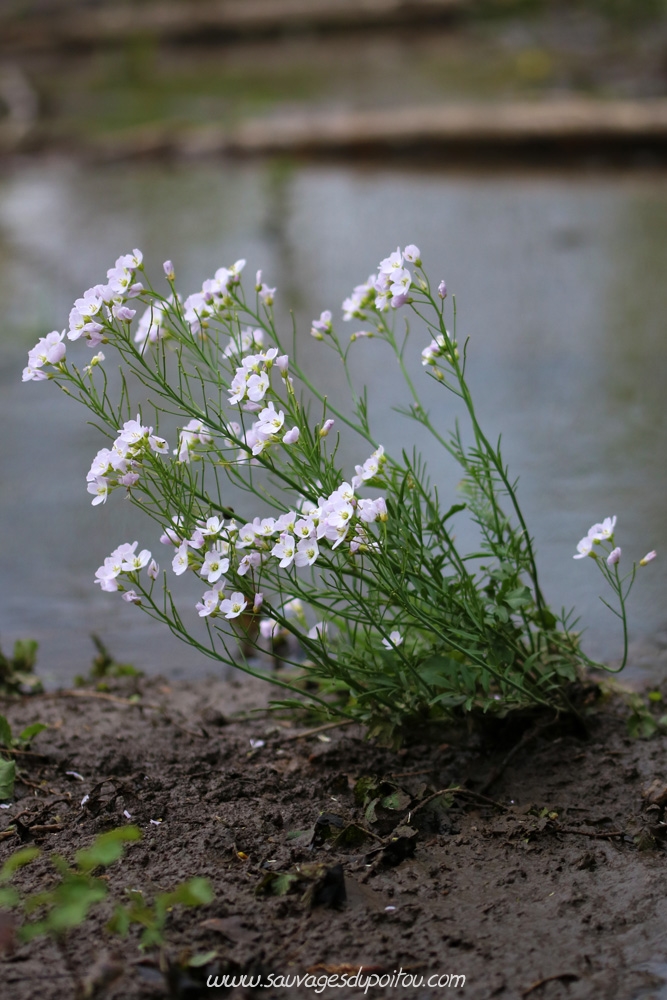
[{"xmin": 0, "ymin": 674, "xmax": 666, "ymax": 999}]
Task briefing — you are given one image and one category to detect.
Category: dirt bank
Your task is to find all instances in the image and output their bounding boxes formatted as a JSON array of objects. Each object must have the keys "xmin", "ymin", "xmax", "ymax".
[{"xmin": 0, "ymin": 674, "xmax": 666, "ymax": 999}]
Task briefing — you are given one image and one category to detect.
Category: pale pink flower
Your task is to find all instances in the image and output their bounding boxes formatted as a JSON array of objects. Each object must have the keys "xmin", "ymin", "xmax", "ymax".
[
  {"xmin": 573, "ymin": 536, "xmax": 595, "ymax": 559},
  {"xmin": 607, "ymin": 547, "xmax": 621, "ymax": 567},
  {"xmin": 238, "ymin": 552, "xmax": 262, "ymax": 576},
  {"xmin": 87, "ymin": 477, "xmax": 109, "ymax": 506},
  {"xmin": 588, "ymin": 517, "xmax": 616, "ymax": 542},
  {"xmin": 259, "ymin": 283, "xmax": 276, "ymax": 306},
  {"xmin": 382, "ymin": 630, "xmax": 403, "ymax": 649},
  {"xmin": 219, "ymin": 592, "xmax": 248, "ymax": 619},
  {"xmin": 295, "ymin": 537, "xmax": 319, "ymax": 567},
  {"xmin": 148, "ymin": 435, "xmax": 169, "ymax": 454},
  {"xmin": 118, "ymin": 472, "xmax": 139, "ymax": 487},
  {"xmin": 271, "ymin": 533, "xmax": 296, "ymax": 568},
  {"xmin": 310, "ymin": 310, "xmax": 332, "ymax": 339},
  {"xmin": 200, "ymin": 548, "xmax": 230, "ymax": 584},
  {"xmin": 640, "ymin": 550, "xmax": 657, "ymax": 565},
  {"xmin": 196, "ymin": 588, "xmax": 223, "ymax": 617},
  {"xmin": 172, "ymin": 540, "xmax": 190, "ymax": 575},
  {"xmin": 259, "ymin": 618, "xmax": 280, "ymax": 639},
  {"xmin": 112, "ymin": 304, "xmax": 136, "ymax": 322}
]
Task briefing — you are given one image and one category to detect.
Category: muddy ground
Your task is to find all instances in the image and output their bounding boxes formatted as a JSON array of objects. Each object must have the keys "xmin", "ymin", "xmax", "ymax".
[{"xmin": 1, "ymin": 673, "xmax": 667, "ymax": 1000}]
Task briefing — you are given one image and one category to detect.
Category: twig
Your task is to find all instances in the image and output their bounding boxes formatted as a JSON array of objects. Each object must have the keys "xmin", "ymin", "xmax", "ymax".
[
  {"xmin": 522, "ymin": 972, "xmax": 579, "ymax": 996},
  {"xmin": 455, "ymin": 787, "xmax": 510, "ymax": 812},
  {"xmin": 15, "ymin": 775, "xmax": 46, "ymax": 790},
  {"xmin": 387, "ymin": 769, "xmax": 435, "ymax": 779},
  {"xmin": 276, "ymin": 719, "xmax": 355, "ymax": 742},
  {"xmin": 56, "ymin": 689, "xmax": 161, "ymax": 709},
  {"xmin": 168, "ymin": 719, "xmax": 209, "ymax": 740},
  {"xmin": 551, "ymin": 825, "xmax": 626, "ymax": 840}
]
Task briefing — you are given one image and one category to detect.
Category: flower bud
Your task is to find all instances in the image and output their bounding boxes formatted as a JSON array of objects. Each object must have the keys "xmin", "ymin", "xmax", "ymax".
[
  {"xmin": 438, "ymin": 280, "xmax": 447, "ymax": 299},
  {"xmin": 640, "ymin": 550, "xmax": 657, "ymax": 566},
  {"xmin": 607, "ymin": 547, "xmax": 621, "ymax": 567},
  {"xmin": 163, "ymin": 260, "xmax": 175, "ymax": 280},
  {"xmin": 319, "ymin": 419, "xmax": 335, "ymax": 438},
  {"xmin": 282, "ymin": 426, "xmax": 300, "ymax": 445}
]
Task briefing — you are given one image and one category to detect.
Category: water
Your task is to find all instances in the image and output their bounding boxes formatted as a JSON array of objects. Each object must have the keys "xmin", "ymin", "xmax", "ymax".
[{"xmin": 1, "ymin": 158, "xmax": 666, "ymax": 686}]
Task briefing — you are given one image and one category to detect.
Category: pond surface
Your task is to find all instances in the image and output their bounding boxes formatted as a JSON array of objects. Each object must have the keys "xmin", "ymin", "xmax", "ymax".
[{"xmin": 1, "ymin": 158, "xmax": 666, "ymax": 686}]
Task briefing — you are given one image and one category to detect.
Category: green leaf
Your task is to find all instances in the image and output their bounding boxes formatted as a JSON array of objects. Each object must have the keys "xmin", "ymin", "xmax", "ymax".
[
  {"xmin": 0, "ymin": 846, "xmax": 40, "ymax": 883},
  {"xmin": 162, "ymin": 878, "xmax": 213, "ymax": 908},
  {"xmin": 107, "ymin": 904, "xmax": 131, "ymax": 937},
  {"xmin": 0, "ymin": 758, "xmax": 16, "ymax": 800},
  {"xmin": 18, "ymin": 723, "xmax": 48, "ymax": 745},
  {"xmin": 12, "ymin": 640, "xmax": 38, "ymax": 672},
  {"xmin": 188, "ymin": 950, "xmax": 218, "ymax": 968},
  {"xmin": 255, "ymin": 871, "xmax": 300, "ymax": 897},
  {"xmin": 46, "ymin": 878, "xmax": 108, "ymax": 933},
  {"xmin": 418, "ymin": 655, "xmax": 461, "ymax": 688},
  {"xmin": 0, "ymin": 887, "xmax": 19, "ymax": 908},
  {"xmin": 380, "ymin": 789, "xmax": 412, "ymax": 812},
  {"xmin": 0, "ymin": 716, "xmax": 13, "ymax": 749},
  {"xmin": 504, "ymin": 586, "xmax": 533, "ymax": 611},
  {"xmin": 75, "ymin": 825, "xmax": 141, "ymax": 872}
]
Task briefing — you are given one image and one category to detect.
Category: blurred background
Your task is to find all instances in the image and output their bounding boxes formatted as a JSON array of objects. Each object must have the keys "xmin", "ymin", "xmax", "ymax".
[{"xmin": 1, "ymin": 0, "xmax": 667, "ymax": 686}]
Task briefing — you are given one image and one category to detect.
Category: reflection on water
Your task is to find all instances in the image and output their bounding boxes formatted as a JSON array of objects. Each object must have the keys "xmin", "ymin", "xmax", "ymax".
[{"xmin": 1, "ymin": 160, "xmax": 667, "ymax": 685}]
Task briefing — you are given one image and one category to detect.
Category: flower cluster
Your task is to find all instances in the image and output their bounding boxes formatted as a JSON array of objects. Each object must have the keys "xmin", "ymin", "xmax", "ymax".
[
  {"xmin": 573, "ymin": 516, "xmax": 656, "ymax": 568},
  {"xmin": 196, "ymin": 588, "xmax": 248, "ymax": 621},
  {"xmin": 243, "ymin": 402, "xmax": 300, "ymax": 457},
  {"xmin": 68, "ymin": 250, "xmax": 144, "ymax": 347},
  {"xmin": 235, "ymin": 477, "xmax": 388, "ymax": 572},
  {"xmin": 182, "ymin": 259, "xmax": 245, "ymax": 336},
  {"xmin": 573, "ymin": 516, "xmax": 618, "ymax": 560},
  {"xmin": 373, "ymin": 244, "xmax": 420, "ymax": 311},
  {"xmin": 22, "ymin": 330, "xmax": 67, "ymax": 382},
  {"xmin": 94, "ymin": 541, "xmax": 155, "ymax": 595},
  {"xmin": 87, "ymin": 416, "xmax": 169, "ymax": 506},
  {"xmin": 228, "ymin": 348, "xmax": 286, "ymax": 406},
  {"xmin": 339, "ymin": 244, "xmax": 420, "ymax": 328},
  {"xmin": 351, "ymin": 445, "xmax": 386, "ymax": 490},
  {"xmin": 155, "ymin": 467, "xmax": 388, "ymax": 619}
]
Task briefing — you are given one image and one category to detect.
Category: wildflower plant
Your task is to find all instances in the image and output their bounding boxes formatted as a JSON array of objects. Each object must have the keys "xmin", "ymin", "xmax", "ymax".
[{"xmin": 23, "ymin": 246, "xmax": 654, "ymax": 736}]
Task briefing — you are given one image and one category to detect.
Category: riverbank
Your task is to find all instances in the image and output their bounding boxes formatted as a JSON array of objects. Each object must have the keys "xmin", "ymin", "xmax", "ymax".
[
  {"xmin": 3, "ymin": 2, "xmax": 667, "ymax": 165},
  {"xmin": 0, "ymin": 673, "xmax": 666, "ymax": 999}
]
